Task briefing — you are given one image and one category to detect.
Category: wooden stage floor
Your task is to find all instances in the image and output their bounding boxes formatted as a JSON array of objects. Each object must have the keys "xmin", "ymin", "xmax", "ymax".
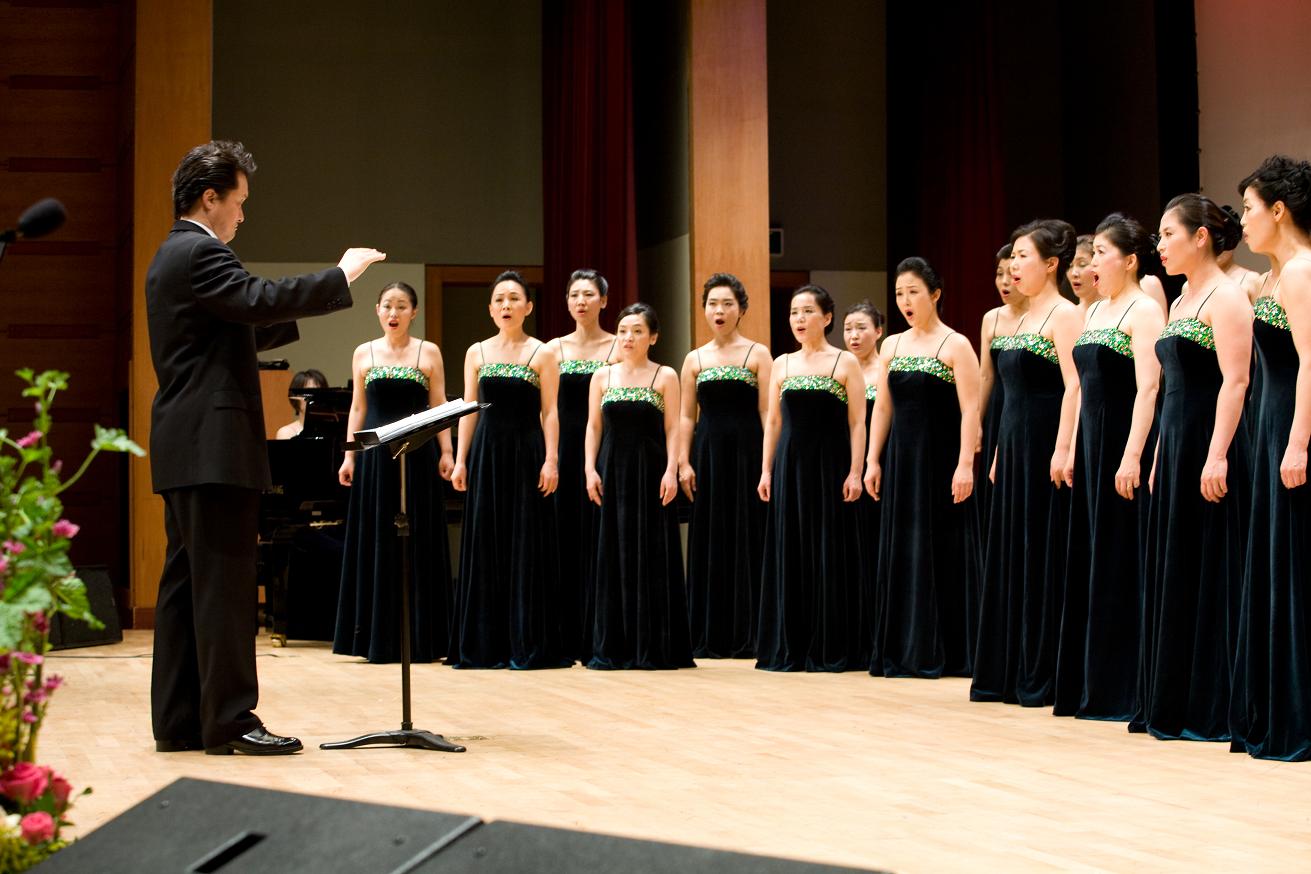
[{"xmin": 41, "ymin": 630, "xmax": 1311, "ymax": 872}]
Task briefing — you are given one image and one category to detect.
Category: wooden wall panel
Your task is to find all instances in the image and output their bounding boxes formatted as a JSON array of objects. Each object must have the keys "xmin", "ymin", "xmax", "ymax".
[
  {"xmin": 129, "ymin": 0, "xmax": 212, "ymax": 627},
  {"xmin": 688, "ymin": 0, "xmax": 771, "ymax": 348}
]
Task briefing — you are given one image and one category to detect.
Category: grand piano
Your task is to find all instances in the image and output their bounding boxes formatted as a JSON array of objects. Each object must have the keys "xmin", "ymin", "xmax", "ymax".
[{"xmin": 259, "ymin": 386, "xmax": 352, "ymax": 645}]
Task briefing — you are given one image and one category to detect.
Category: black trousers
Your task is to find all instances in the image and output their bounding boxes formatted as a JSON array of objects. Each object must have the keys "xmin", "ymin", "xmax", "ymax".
[{"xmin": 151, "ymin": 485, "xmax": 263, "ymax": 747}]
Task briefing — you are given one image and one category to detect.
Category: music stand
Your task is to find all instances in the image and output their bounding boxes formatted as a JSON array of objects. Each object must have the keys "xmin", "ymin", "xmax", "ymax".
[{"xmin": 321, "ymin": 399, "xmax": 483, "ymax": 753}]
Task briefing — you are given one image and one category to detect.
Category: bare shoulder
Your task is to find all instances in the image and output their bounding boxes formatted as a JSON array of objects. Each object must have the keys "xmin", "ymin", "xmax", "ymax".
[
  {"xmin": 942, "ymin": 331, "xmax": 977, "ymax": 359},
  {"xmin": 534, "ymin": 339, "xmax": 560, "ymax": 366}
]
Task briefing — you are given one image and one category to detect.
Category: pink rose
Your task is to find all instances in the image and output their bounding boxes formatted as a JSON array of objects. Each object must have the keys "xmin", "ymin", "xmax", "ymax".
[
  {"xmin": 0, "ymin": 763, "xmax": 49, "ymax": 805},
  {"xmin": 20, "ymin": 811, "xmax": 55, "ymax": 844},
  {"xmin": 2, "ymin": 540, "xmax": 24, "ymax": 555},
  {"xmin": 49, "ymin": 774, "xmax": 72, "ymax": 809},
  {"xmin": 51, "ymin": 519, "xmax": 79, "ymax": 539},
  {"xmin": 16, "ymin": 431, "xmax": 41, "ymax": 449},
  {"xmin": 31, "ymin": 611, "xmax": 50, "ymax": 634},
  {"xmin": 0, "ymin": 554, "xmax": 8, "ymax": 574},
  {"xmin": 14, "ymin": 652, "xmax": 42, "ymax": 666}
]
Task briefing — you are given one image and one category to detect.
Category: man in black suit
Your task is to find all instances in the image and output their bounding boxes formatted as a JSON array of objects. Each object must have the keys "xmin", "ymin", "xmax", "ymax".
[{"xmin": 147, "ymin": 140, "xmax": 385, "ymax": 755}]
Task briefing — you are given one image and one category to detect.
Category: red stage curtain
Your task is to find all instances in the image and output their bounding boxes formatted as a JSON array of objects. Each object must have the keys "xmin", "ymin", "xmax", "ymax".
[{"xmin": 541, "ymin": 0, "xmax": 639, "ymax": 340}]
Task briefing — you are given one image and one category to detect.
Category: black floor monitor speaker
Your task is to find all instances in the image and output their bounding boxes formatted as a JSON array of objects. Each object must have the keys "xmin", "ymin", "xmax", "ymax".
[
  {"xmin": 36, "ymin": 778, "xmax": 886, "ymax": 873},
  {"xmin": 48, "ymin": 565, "xmax": 123, "ymax": 650}
]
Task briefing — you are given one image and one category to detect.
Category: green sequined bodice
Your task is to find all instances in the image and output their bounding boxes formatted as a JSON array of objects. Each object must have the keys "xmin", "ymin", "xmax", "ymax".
[
  {"xmin": 478, "ymin": 363, "xmax": 542, "ymax": 387},
  {"xmin": 780, "ymin": 375, "xmax": 848, "ymax": 404},
  {"xmin": 602, "ymin": 386, "xmax": 665, "ymax": 412},
  {"xmin": 864, "ymin": 383, "xmax": 877, "ymax": 401},
  {"xmin": 697, "ymin": 365, "xmax": 759, "ymax": 388},
  {"xmin": 1254, "ymin": 297, "xmax": 1290, "ymax": 331},
  {"xmin": 1159, "ymin": 318, "xmax": 1216, "ymax": 351},
  {"xmin": 560, "ymin": 359, "xmax": 606, "ymax": 376},
  {"xmin": 365, "ymin": 365, "xmax": 430, "ymax": 389},
  {"xmin": 1075, "ymin": 327, "xmax": 1133, "ymax": 358},
  {"xmin": 888, "ymin": 355, "xmax": 956, "ymax": 384}
]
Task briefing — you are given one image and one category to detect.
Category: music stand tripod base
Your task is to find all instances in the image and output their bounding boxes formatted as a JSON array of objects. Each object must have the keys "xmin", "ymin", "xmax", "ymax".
[{"xmin": 320, "ymin": 730, "xmax": 465, "ymax": 752}]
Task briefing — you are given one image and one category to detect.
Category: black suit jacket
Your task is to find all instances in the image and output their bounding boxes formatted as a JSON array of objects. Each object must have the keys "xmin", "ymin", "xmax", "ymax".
[{"xmin": 146, "ymin": 221, "xmax": 351, "ymax": 493}]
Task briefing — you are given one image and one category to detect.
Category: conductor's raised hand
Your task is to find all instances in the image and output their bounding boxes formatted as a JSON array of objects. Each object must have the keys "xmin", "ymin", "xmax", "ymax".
[{"xmin": 337, "ymin": 247, "xmax": 387, "ymax": 284}]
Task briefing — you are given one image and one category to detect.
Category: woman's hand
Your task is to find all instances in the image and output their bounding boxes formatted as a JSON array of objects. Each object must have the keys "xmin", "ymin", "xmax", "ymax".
[
  {"xmin": 678, "ymin": 461, "xmax": 697, "ymax": 500},
  {"xmin": 1049, "ymin": 449, "xmax": 1068, "ymax": 488},
  {"xmin": 1114, "ymin": 456, "xmax": 1140, "ymax": 500},
  {"xmin": 660, "ymin": 470, "xmax": 679, "ymax": 506},
  {"xmin": 842, "ymin": 473, "xmax": 862, "ymax": 502},
  {"xmin": 586, "ymin": 469, "xmax": 603, "ymax": 506},
  {"xmin": 451, "ymin": 462, "xmax": 468, "ymax": 493},
  {"xmin": 951, "ymin": 463, "xmax": 974, "ymax": 504},
  {"xmin": 757, "ymin": 471, "xmax": 772, "ymax": 502},
  {"xmin": 538, "ymin": 460, "xmax": 559, "ymax": 496},
  {"xmin": 438, "ymin": 451, "xmax": 454, "ymax": 481},
  {"xmin": 1281, "ymin": 445, "xmax": 1308, "ymax": 490},
  {"xmin": 1200, "ymin": 456, "xmax": 1229, "ymax": 503},
  {"xmin": 989, "ymin": 452, "xmax": 997, "ymax": 484},
  {"xmin": 338, "ymin": 455, "xmax": 354, "ymax": 487},
  {"xmin": 864, "ymin": 462, "xmax": 882, "ymax": 501}
]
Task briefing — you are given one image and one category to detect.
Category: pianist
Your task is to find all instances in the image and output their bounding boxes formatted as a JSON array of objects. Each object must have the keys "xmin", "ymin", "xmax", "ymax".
[{"xmin": 276, "ymin": 368, "xmax": 329, "ymax": 439}]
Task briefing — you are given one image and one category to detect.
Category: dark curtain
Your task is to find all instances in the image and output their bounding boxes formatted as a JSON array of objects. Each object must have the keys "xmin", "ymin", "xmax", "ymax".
[
  {"xmin": 541, "ymin": 0, "xmax": 639, "ymax": 341},
  {"xmin": 886, "ymin": 3, "xmax": 1007, "ymax": 345}
]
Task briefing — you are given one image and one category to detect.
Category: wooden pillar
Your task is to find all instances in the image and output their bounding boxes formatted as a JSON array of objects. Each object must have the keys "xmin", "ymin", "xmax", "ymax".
[
  {"xmin": 130, "ymin": 0, "xmax": 212, "ymax": 627},
  {"xmin": 688, "ymin": 0, "xmax": 770, "ymax": 347}
]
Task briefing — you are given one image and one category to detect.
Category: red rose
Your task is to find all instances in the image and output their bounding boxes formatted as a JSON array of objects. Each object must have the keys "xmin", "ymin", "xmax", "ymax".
[
  {"xmin": 0, "ymin": 762, "xmax": 49, "ymax": 805},
  {"xmin": 20, "ymin": 811, "xmax": 55, "ymax": 844},
  {"xmin": 50, "ymin": 774, "xmax": 73, "ymax": 809}
]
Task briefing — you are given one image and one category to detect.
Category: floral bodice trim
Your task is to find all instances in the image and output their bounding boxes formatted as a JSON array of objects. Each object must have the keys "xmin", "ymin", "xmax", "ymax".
[
  {"xmin": 365, "ymin": 365, "xmax": 429, "ymax": 389},
  {"xmin": 780, "ymin": 375, "xmax": 848, "ymax": 404},
  {"xmin": 865, "ymin": 383, "xmax": 877, "ymax": 401},
  {"xmin": 602, "ymin": 386, "xmax": 665, "ymax": 412},
  {"xmin": 478, "ymin": 363, "xmax": 541, "ymax": 387},
  {"xmin": 697, "ymin": 365, "xmax": 759, "ymax": 388},
  {"xmin": 889, "ymin": 355, "xmax": 956, "ymax": 384},
  {"xmin": 989, "ymin": 335, "xmax": 1010, "ymax": 350},
  {"xmin": 1160, "ymin": 318, "xmax": 1216, "ymax": 351},
  {"xmin": 560, "ymin": 359, "xmax": 606, "ymax": 376},
  {"xmin": 1254, "ymin": 297, "xmax": 1290, "ymax": 331},
  {"xmin": 1075, "ymin": 328, "xmax": 1133, "ymax": 358},
  {"xmin": 995, "ymin": 332, "xmax": 1058, "ymax": 364}
]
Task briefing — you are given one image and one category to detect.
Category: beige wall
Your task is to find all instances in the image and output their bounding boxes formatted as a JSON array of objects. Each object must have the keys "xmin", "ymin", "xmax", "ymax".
[
  {"xmin": 1196, "ymin": 0, "xmax": 1311, "ymax": 271},
  {"xmin": 638, "ymin": 235, "xmax": 693, "ymax": 368},
  {"xmin": 244, "ymin": 262, "xmax": 427, "ymax": 389},
  {"xmin": 812, "ymin": 270, "xmax": 889, "ymax": 339}
]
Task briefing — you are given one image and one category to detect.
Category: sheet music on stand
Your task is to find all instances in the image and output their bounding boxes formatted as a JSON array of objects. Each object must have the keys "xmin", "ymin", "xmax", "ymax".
[{"xmin": 351, "ymin": 397, "xmax": 481, "ymax": 448}]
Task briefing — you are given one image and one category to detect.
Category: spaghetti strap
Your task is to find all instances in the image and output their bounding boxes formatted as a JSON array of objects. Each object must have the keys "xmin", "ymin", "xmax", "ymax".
[
  {"xmin": 606, "ymin": 366, "xmax": 612, "ymax": 389},
  {"xmin": 892, "ymin": 334, "xmax": 904, "ymax": 356},
  {"xmin": 605, "ymin": 337, "xmax": 617, "ymax": 361},
  {"xmin": 477, "ymin": 342, "xmax": 486, "ymax": 366},
  {"xmin": 414, "ymin": 339, "xmax": 424, "ymax": 367},
  {"xmin": 649, "ymin": 366, "xmax": 661, "ymax": 388},
  {"xmin": 933, "ymin": 332, "xmax": 954, "ymax": 358},
  {"xmin": 992, "ymin": 309, "xmax": 1000, "ymax": 335},
  {"xmin": 557, "ymin": 336, "xmax": 566, "ymax": 358},
  {"xmin": 696, "ymin": 348, "xmax": 703, "ymax": 370},
  {"xmin": 1114, "ymin": 300, "xmax": 1137, "ymax": 330},
  {"xmin": 829, "ymin": 352, "xmax": 841, "ymax": 377},
  {"xmin": 741, "ymin": 343, "xmax": 755, "ymax": 367},
  {"xmin": 526, "ymin": 342, "xmax": 542, "ymax": 366},
  {"xmin": 1011, "ymin": 313, "xmax": 1028, "ymax": 335},
  {"xmin": 1088, "ymin": 299, "xmax": 1104, "ymax": 320},
  {"xmin": 1195, "ymin": 285, "xmax": 1220, "ymax": 318},
  {"xmin": 784, "ymin": 353, "xmax": 790, "ymax": 377},
  {"xmin": 1036, "ymin": 304, "xmax": 1060, "ymax": 334},
  {"xmin": 368, "ymin": 341, "xmax": 375, "ymax": 367}
]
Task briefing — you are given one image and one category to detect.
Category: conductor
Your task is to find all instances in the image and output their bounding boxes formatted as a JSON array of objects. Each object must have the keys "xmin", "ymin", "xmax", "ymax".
[{"xmin": 147, "ymin": 140, "xmax": 385, "ymax": 755}]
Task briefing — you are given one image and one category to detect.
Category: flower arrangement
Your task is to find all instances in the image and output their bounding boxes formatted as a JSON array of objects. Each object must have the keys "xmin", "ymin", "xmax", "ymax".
[{"xmin": 0, "ymin": 369, "xmax": 143, "ymax": 869}]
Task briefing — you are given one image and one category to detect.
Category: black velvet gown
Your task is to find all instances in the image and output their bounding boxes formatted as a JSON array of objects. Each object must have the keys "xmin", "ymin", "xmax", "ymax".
[
  {"xmin": 873, "ymin": 353, "xmax": 980, "ymax": 678},
  {"xmin": 1231, "ymin": 297, "xmax": 1311, "ymax": 760},
  {"xmin": 556, "ymin": 352, "xmax": 607, "ymax": 660},
  {"xmin": 756, "ymin": 364, "xmax": 868, "ymax": 672},
  {"xmin": 976, "ymin": 330, "xmax": 1007, "ymax": 544},
  {"xmin": 589, "ymin": 381, "xmax": 694, "ymax": 669},
  {"xmin": 1135, "ymin": 315, "xmax": 1248, "ymax": 740},
  {"xmin": 685, "ymin": 358, "xmax": 765, "ymax": 658},
  {"xmin": 859, "ymin": 382, "xmax": 882, "ymax": 657},
  {"xmin": 334, "ymin": 365, "xmax": 450, "ymax": 663},
  {"xmin": 971, "ymin": 327, "xmax": 1070, "ymax": 706},
  {"xmin": 450, "ymin": 360, "xmax": 571, "ymax": 669},
  {"xmin": 1053, "ymin": 318, "xmax": 1152, "ymax": 720}
]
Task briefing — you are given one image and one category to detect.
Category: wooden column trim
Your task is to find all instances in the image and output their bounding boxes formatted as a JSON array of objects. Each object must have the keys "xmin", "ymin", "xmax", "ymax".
[
  {"xmin": 130, "ymin": 0, "xmax": 212, "ymax": 627},
  {"xmin": 688, "ymin": 0, "xmax": 771, "ymax": 348}
]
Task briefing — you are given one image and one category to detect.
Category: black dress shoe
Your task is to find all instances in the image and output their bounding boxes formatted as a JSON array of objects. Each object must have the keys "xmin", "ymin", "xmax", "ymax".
[
  {"xmin": 155, "ymin": 738, "xmax": 203, "ymax": 753},
  {"xmin": 205, "ymin": 727, "xmax": 304, "ymax": 756}
]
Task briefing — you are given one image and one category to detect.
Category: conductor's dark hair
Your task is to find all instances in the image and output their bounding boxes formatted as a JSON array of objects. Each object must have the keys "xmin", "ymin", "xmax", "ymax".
[
  {"xmin": 996, "ymin": 242, "xmax": 1013, "ymax": 262},
  {"xmin": 568, "ymin": 268, "xmax": 608, "ymax": 298},
  {"xmin": 1163, "ymin": 193, "xmax": 1242, "ymax": 254},
  {"xmin": 792, "ymin": 284, "xmax": 836, "ymax": 335},
  {"xmin": 1011, "ymin": 218, "xmax": 1079, "ymax": 277},
  {"xmin": 1239, "ymin": 154, "xmax": 1311, "ymax": 234},
  {"xmin": 288, "ymin": 368, "xmax": 328, "ymax": 413},
  {"xmin": 491, "ymin": 269, "xmax": 532, "ymax": 300},
  {"xmin": 378, "ymin": 280, "xmax": 418, "ymax": 307},
  {"xmin": 172, "ymin": 140, "xmax": 256, "ymax": 218},
  {"xmin": 845, "ymin": 299, "xmax": 885, "ymax": 331},
  {"xmin": 895, "ymin": 256, "xmax": 944, "ymax": 294},
  {"xmin": 1095, "ymin": 213, "xmax": 1153, "ymax": 278},
  {"xmin": 616, "ymin": 301, "xmax": 660, "ymax": 334},
  {"xmin": 702, "ymin": 272, "xmax": 749, "ymax": 310}
]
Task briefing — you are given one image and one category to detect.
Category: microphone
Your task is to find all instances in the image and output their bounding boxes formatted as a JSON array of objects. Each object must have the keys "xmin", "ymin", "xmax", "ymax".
[{"xmin": 0, "ymin": 198, "xmax": 67, "ymax": 243}]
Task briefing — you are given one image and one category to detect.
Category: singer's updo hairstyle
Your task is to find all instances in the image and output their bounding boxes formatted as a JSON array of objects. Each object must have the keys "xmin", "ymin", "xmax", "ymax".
[
  {"xmin": 1162, "ymin": 193, "xmax": 1242, "ymax": 255},
  {"xmin": 1238, "ymin": 154, "xmax": 1311, "ymax": 234}
]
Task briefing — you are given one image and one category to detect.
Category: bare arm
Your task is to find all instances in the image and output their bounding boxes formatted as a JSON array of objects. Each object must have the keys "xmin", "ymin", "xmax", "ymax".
[
  {"xmin": 584, "ymin": 369, "xmax": 607, "ymax": 505},
  {"xmin": 1200, "ymin": 287, "xmax": 1253, "ymax": 502},
  {"xmin": 1280, "ymin": 261, "xmax": 1311, "ymax": 489},
  {"xmin": 757, "ymin": 357, "xmax": 785, "ymax": 501},
  {"xmin": 948, "ymin": 334, "xmax": 981, "ymax": 503},
  {"xmin": 753, "ymin": 344, "xmax": 773, "ymax": 429},
  {"xmin": 1115, "ymin": 300, "xmax": 1166, "ymax": 499},
  {"xmin": 450, "ymin": 345, "xmax": 480, "ymax": 492},
  {"xmin": 337, "ymin": 344, "xmax": 369, "ymax": 486},
  {"xmin": 977, "ymin": 311, "xmax": 997, "ymax": 453},
  {"xmin": 1049, "ymin": 305, "xmax": 1083, "ymax": 487},
  {"xmin": 839, "ymin": 352, "xmax": 867, "ymax": 501},
  {"xmin": 536, "ymin": 343, "xmax": 561, "ymax": 496},
  {"xmin": 659, "ymin": 366, "xmax": 681, "ymax": 506},
  {"xmin": 863, "ymin": 341, "xmax": 896, "ymax": 500},
  {"xmin": 1141, "ymin": 275, "xmax": 1169, "ymax": 314},
  {"xmin": 423, "ymin": 342, "xmax": 455, "ymax": 479},
  {"xmin": 676, "ymin": 351, "xmax": 699, "ymax": 499}
]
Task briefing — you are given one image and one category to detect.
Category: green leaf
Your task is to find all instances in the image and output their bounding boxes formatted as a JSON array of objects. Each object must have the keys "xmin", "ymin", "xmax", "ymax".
[
  {"xmin": 15, "ymin": 368, "xmax": 34, "ymax": 383},
  {"xmin": 53, "ymin": 575, "xmax": 102, "ymax": 628},
  {"xmin": 92, "ymin": 425, "xmax": 145, "ymax": 457}
]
